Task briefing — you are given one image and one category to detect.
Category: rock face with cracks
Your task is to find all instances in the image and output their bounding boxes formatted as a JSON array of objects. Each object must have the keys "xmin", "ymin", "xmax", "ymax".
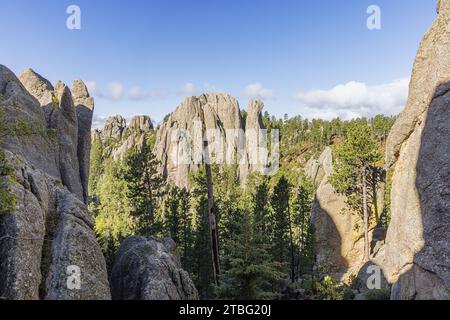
[
  {"xmin": 378, "ymin": 0, "xmax": 450, "ymax": 299},
  {"xmin": 154, "ymin": 93, "xmax": 267, "ymax": 189},
  {"xmin": 306, "ymin": 147, "xmax": 369, "ymax": 280},
  {"xmin": 110, "ymin": 236, "xmax": 198, "ymax": 300},
  {"xmin": 0, "ymin": 65, "xmax": 110, "ymax": 300}
]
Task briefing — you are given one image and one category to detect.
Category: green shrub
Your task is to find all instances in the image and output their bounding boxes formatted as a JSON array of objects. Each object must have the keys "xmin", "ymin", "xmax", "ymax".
[
  {"xmin": 343, "ymin": 287, "xmax": 355, "ymax": 300},
  {"xmin": 47, "ymin": 128, "xmax": 58, "ymax": 145},
  {"xmin": 0, "ymin": 151, "xmax": 15, "ymax": 215},
  {"xmin": 316, "ymin": 275, "xmax": 345, "ymax": 300},
  {"xmin": 348, "ymin": 273, "xmax": 360, "ymax": 290},
  {"xmin": 51, "ymin": 94, "xmax": 59, "ymax": 106},
  {"xmin": 0, "ymin": 182, "xmax": 15, "ymax": 215},
  {"xmin": 315, "ymin": 275, "xmax": 357, "ymax": 300},
  {"xmin": 15, "ymin": 119, "xmax": 33, "ymax": 136}
]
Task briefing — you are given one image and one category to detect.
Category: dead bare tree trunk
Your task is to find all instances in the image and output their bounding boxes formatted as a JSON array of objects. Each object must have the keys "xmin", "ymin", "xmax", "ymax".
[
  {"xmin": 199, "ymin": 110, "xmax": 220, "ymax": 285},
  {"xmin": 287, "ymin": 200, "xmax": 295, "ymax": 283},
  {"xmin": 362, "ymin": 167, "xmax": 370, "ymax": 262}
]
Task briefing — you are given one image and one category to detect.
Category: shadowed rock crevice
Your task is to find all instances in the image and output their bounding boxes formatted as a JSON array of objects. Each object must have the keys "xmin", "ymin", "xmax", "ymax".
[
  {"xmin": 307, "ymin": 147, "xmax": 379, "ymax": 280},
  {"xmin": 392, "ymin": 82, "xmax": 450, "ymax": 300},
  {"xmin": 311, "ymin": 196, "xmax": 348, "ymax": 278},
  {"xmin": 73, "ymin": 79, "xmax": 95, "ymax": 204}
]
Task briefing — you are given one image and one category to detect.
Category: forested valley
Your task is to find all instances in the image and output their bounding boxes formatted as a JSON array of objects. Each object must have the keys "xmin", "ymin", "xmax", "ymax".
[{"xmin": 89, "ymin": 112, "xmax": 395, "ymax": 300}]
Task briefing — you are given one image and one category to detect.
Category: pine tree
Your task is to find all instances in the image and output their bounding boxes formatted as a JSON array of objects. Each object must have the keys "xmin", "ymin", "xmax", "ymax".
[
  {"xmin": 270, "ymin": 175, "xmax": 291, "ymax": 278},
  {"xmin": 292, "ymin": 176, "xmax": 314, "ymax": 278},
  {"xmin": 88, "ymin": 135, "xmax": 103, "ymax": 196},
  {"xmin": 191, "ymin": 169, "xmax": 215, "ymax": 299},
  {"xmin": 214, "ymin": 165, "xmax": 242, "ymax": 269},
  {"xmin": 94, "ymin": 159, "xmax": 134, "ymax": 255},
  {"xmin": 329, "ymin": 121, "xmax": 382, "ymax": 262},
  {"xmin": 178, "ymin": 187, "xmax": 193, "ymax": 269},
  {"xmin": 219, "ymin": 205, "xmax": 284, "ymax": 300},
  {"xmin": 163, "ymin": 185, "xmax": 194, "ymax": 271},
  {"xmin": 164, "ymin": 186, "xmax": 181, "ymax": 243},
  {"xmin": 124, "ymin": 137, "xmax": 165, "ymax": 237},
  {"xmin": 252, "ymin": 175, "xmax": 271, "ymax": 238}
]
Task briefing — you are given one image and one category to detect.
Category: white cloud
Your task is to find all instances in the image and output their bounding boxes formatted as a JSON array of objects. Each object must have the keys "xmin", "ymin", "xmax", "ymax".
[
  {"xmin": 203, "ymin": 83, "xmax": 221, "ymax": 93},
  {"xmin": 128, "ymin": 87, "xmax": 148, "ymax": 100},
  {"xmin": 92, "ymin": 114, "xmax": 107, "ymax": 130},
  {"xmin": 107, "ymin": 82, "xmax": 124, "ymax": 101},
  {"xmin": 293, "ymin": 78, "xmax": 409, "ymax": 120},
  {"xmin": 244, "ymin": 83, "xmax": 273, "ymax": 100},
  {"xmin": 86, "ymin": 82, "xmax": 168, "ymax": 101},
  {"xmin": 85, "ymin": 81, "xmax": 98, "ymax": 96},
  {"xmin": 181, "ymin": 83, "xmax": 196, "ymax": 95},
  {"xmin": 179, "ymin": 82, "xmax": 223, "ymax": 96}
]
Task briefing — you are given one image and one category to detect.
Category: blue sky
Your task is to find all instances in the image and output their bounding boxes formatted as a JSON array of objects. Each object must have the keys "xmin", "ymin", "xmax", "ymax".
[{"xmin": 0, "ymin": 0, "xmax": 437, "ymax": 126}]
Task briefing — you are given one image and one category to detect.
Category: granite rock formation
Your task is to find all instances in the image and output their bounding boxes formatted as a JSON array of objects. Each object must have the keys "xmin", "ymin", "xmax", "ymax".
[
  {"xmin": 93, "ymin": 114, "xmax": 154, "ymax": 161},
  {"xmin": 306, "ymin": 147, "xmax": 368, "ymax": 280},
  {"xmin": 379, "ymin": 0, "xmax": 450, "ymax": 299},
  {"xmin": 154, "ymin": 93, "xmax": 267, "ymax": 188},
  {"xmin": 0, "ymin": 65, "xmax": 110, "ymax": 300},
  {"xmin": 110, "ymin": 236, "xmax": 198, "ymax": 300}
]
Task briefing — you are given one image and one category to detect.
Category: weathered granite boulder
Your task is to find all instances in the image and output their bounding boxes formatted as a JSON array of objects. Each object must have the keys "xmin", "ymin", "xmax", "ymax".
[
  {"xmin": 0, "ymin": 151, "xmax": 110, "ymax": 300},
  {"xmin": 379, "ymin": 0, "xmax": 450, "ymax": 299},
  {"xmin": 110, "ymin": 236, "xmax": 198, "ymax": 300},
  {"xmin": 354, "ymin": 261, "xmax": 390, "ymax": 299}
]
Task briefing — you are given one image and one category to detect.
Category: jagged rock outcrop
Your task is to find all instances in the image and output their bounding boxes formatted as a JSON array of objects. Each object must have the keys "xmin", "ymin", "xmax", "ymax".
[
  {"xmin": 110, "ymin": 236, "xmax": 198, "ymax": 300},
  {"xmin": 100, "ymin": 115, "xmax": 127, "ymax": 141},
  {"xmin": 129, "ymin": 115, "xmax": 153, "ymax": 132},
  {"xmin": 1, "ymin": 67, "xmax": 60, "ymax": 180},
  {"xmin": 379, "ymin": 0, "xmax": 450, "ymax": 300},
  {"xmin": 154, "ymin": 93, "xmax": 267, "ymax": 188},
  {"xmin": 306, "ymin": 147, "xmax": 367, "ymax": 280},
  {"xmin": 240, "ymin": 100, "xmax": 267, "ymax": 183},
  {"xmin": 72, "ymin": 80, "xmax": 94, "ymax": 204},
  {"xmin": 94, "ymin": 115, "xmax": 154, "ymax": 160},
  {"xmin": 154, "ymin": 94, "xmax": 243, "ymax": 188},
  {"xmin": 0, "ymin": 65, "xmax": 110, "ymax": 300},
  {"xmin": 19, "ymin": 68, "xmax": 54, "ymax": 108},
  {"xmin": 52, "ymin": 81, "xmax": 83, "ymax": 201},
  {"xmin": 19, "ymin": 68, "xmax": 89, "ymax": 203}
]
